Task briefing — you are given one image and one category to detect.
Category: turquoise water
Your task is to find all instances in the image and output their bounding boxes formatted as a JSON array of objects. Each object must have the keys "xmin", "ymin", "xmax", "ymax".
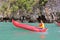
[{"xmin": 0, "ymin": 22, "xmax": 60, "ymax": 40}]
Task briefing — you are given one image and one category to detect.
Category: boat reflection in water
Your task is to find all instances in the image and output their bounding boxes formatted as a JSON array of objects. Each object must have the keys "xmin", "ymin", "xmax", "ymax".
[
  {"xmin": 39, "ymin": 32, "xmax": 48, "ymax": 40},
  {"xmin": 40, "ymin": 34, "xmax": 46, "ymax": 40}
]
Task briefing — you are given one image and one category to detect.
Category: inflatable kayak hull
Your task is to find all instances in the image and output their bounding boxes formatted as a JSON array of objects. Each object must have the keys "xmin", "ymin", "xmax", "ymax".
[
  {"xmin": 57, "ymin": 23, "xmax": 60, "ymax": 26},
  {"xmin": 12, "ymin": 19, "xmax": 47, "ymax": 32}
]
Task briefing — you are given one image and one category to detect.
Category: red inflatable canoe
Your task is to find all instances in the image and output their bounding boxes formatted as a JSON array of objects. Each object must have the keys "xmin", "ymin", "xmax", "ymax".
[
  {"xmin": 12, "ymin": 19, "xmax": 47, "ymax": 32},
  {"xmin": 57, "ymin": 23, "xmax": 60, "ymax": 26}
]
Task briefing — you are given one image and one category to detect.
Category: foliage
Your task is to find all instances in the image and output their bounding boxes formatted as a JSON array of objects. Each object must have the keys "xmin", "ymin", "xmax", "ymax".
[
  {"xmin": 0, "ymin": 0, "xmax": 48, "ymax": 16},
  {"xmin": 39, "ymin": 0, "xmax": 48, "ymax": 6}
]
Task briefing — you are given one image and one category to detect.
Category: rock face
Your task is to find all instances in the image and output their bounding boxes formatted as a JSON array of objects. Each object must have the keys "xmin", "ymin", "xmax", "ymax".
[
  {"xmin": 45, "ymin": 0, "xmax": 60, "ymax": 12},
  {"xmin": 0, "ymin": 0, "xmax": 60, "ymax": 22},
  {"xmin": 44, "ymin": 0, "xmax": 60, "ymax": 22}
]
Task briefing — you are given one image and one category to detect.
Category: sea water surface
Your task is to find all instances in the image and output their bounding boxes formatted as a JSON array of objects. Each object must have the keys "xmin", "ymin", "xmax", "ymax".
[{"xmin": 0, "ymin": 22, "xmax": 60, "ymax": 40}]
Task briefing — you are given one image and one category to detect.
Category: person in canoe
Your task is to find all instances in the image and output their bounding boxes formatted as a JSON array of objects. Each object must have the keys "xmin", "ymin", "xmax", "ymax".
[{"xmin": 39, "ymin": 20, "xmax": 45, "ymax": 29}]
